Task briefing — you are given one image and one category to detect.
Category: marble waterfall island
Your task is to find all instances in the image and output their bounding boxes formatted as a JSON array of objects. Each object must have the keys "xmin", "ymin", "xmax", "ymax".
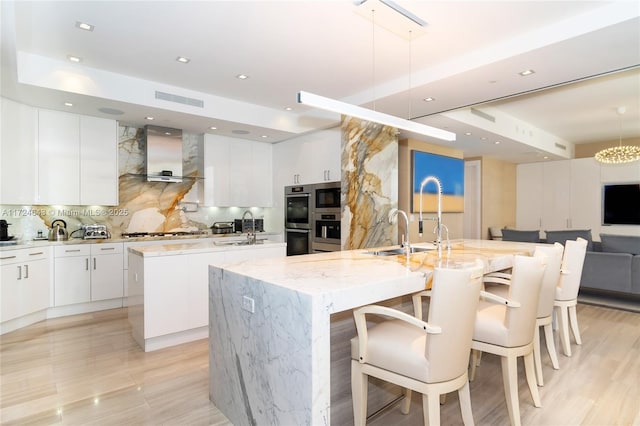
[{"xmin": 208, "ymin": 240, "xmax": 538, "ymax": 426}]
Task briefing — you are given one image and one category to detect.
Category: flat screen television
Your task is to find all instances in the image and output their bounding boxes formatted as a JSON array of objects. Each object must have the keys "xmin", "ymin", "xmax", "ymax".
[{"xmin": 602, "ymin": 183, "xmax": 640, "ymax": 225}]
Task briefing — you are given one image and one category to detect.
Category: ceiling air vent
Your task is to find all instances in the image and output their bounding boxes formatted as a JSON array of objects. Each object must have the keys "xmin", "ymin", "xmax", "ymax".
[
  {"xmin": 554, "ymin": 142, "xmax": 567, "ymax": 150},
  {"xmin": 155, "ymin": 91, "xmax": 204, "ymax": 108},
  {"xmin": 470, "ymin": 108, "xmax": 495, "ymax": 122}
]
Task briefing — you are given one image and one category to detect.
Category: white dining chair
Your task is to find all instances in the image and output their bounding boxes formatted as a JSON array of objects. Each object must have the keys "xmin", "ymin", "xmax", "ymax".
[
  {"xmin": 470, "ymin": 254, "xmax": 546, "ymax": 426},
  {"xmin": 351, "ymin": 260, "xmax": 484, "ymax": 426},
  {"xmin": 483, "ymin": 243, "xmax": 564, "ymax": 386},
  {"xmin": 554, "ymin": 237, "xmax": 588, "ymax": 357}
]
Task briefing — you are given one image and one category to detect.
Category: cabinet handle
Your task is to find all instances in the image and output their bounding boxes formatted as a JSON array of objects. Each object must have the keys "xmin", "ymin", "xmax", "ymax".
[
  {"xmin": 93, "ymin": 258, "xmax": 97, "ymax": 270},
  {"xmin": 17, "ymin": 265, "xmax": 22, "ymax": 280},
  {"xmin": 99, "ymin": 247, "xmax": 115, "ymax": 251},
  {"xmin": 66, "ymin": 249, "xmax": 81, "ymax": 253},
  {"xmin": 29, "ymin": 252, "xmax": 44, "ymax": 256},
  {"xmin": 24, "ymin": 264, "xmax": 29, "ymax": 279},
  {"xmin": 86, "ymin": 258, "xmax": 89, "ymax": 270},
  {"xmin": 1, "ymin": 255, "xmax": 17, "ymax": 260}
]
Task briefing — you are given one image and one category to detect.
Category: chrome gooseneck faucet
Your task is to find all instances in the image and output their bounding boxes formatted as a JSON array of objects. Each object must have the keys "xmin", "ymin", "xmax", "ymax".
[
  {"xmin": 241, "ymin": 209, "xmax": 256, "ymax": 244},
  {"xmin": 418, "ymin": 176, "xmax": 443, "ymax": 255},
  {"xmin": 389, "ymin": 208, "xmax": 410, "ymax": 256}
]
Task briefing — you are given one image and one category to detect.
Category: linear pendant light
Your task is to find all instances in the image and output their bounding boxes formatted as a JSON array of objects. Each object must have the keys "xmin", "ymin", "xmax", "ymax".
[{"xmin": 297, "ymin": 91, "xmax": 456, "ymax": 142}]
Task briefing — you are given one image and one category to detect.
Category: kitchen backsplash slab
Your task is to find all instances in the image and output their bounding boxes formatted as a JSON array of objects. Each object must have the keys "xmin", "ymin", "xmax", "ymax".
[{"xmin": 0, "ymin": 126, "xmax": 274, "ymax": 242}]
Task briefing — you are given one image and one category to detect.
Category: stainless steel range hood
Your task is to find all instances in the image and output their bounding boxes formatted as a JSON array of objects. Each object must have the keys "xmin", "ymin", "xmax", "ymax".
[{"xmin": 144, "ymin": 125, "xmax": 183, "ymax": 182}]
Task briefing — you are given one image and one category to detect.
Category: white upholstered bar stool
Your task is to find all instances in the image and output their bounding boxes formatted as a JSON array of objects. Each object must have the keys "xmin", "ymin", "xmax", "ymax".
[
  {"xmin": 554, "ymin": 237, "xmax": 588, "ymax": 357},
  {"xmin": 469, "ymin": 255, "xmax": 546, "ymax": 426},
  {"xmin": 483, "ymin": 243, "xmax": 564, "ymax": 386},
  {"xmin": 351, "ymin": 261, "xmax": 483, "ymax": 426}
]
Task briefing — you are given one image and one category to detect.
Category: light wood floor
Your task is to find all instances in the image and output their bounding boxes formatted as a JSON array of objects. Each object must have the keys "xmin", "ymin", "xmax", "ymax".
[{"xmin": 1, "ymin": 302, "xmax": 639, "ymax": 425}]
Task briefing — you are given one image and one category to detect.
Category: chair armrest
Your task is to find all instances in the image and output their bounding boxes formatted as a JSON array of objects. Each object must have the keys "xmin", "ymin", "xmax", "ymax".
[
  {"xmin": 485, "ymin": 271, "xmax": 512, "ymax": 280},
  {"xmin": 353, "ymin": 305, "xmax": 442, "ymax": 364},
  {"xmin": 354, "ymin": 305, "xmax": 441, "ymax": 334},
  {"xmin": 483, "ymin": 275, "xmax": 512, "ymax": 286},
  {"xmin": 480, "ymin": 290, "xmax": 521, "ymax": 307}
]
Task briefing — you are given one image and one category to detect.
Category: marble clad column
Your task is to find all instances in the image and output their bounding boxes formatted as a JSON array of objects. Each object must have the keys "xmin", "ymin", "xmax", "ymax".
[{"xmin": 341, "ymin": 116, "xmax": 398, "ymax": 250}]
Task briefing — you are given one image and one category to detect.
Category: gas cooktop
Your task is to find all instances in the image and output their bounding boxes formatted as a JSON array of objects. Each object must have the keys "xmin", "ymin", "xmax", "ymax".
[{"xmin": 120, "ymin": 231, "xmax": 209, "ymax": 239}]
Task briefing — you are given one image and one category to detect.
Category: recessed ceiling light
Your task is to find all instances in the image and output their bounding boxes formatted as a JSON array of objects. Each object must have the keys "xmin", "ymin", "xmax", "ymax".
[
  {"xmin": 236, "ymin": 74, "xmax": 249, "ymax": 80},
  {"xmin": 176, "ymin": 56, "xmax": 190, "ymax": 64},
  {"xmin": 145, "ymin": 116, "xmax": 154, "ymax": 120},
  {"xmin": 67, "ymin": 55, "xmax": 82, "ymax": 63},
  {"xmin": 465, "ymin": 132, "xmax": 472, "ymax": 136},
  {"xmin": 261, "ymin": 135, "xmax": 268, "ymax": 138},
  {"xmin": 209, "ymin": 126, "xmax": 217, "ymax": 130},
  {"xmin": 64, "ymin": 102, "xmax": 73, "ymax": 107},
  {"xmin": 543, "ymin": 156, "xmax": 549, "ymax": 159},
  {"xmin": 75, "ymin": 21, "xmax": 94, "ymax": 31},
  {"xmin": 481, "ymin": 137, "xmax": 487, "ymax": 140},
  {"xmin": 423, "ymin": 97, "xmax": 435, "ymax": 102},
  {"xmin": 284, "ymin": 107, "xmax": 293, "ymax": 111},
  {"xmin": 519, "ymin": 69, "xmax": 535, "ymax": 76},
  {"xmin": 494, "ymin": 141, "xmax": 501, "ymax": 145}
]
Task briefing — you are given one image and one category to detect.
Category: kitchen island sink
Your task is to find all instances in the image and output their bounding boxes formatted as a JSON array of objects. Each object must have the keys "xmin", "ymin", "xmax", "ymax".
[{"xmin": 364, "ymin": 244, "xmax": 434, "ymax": 256}]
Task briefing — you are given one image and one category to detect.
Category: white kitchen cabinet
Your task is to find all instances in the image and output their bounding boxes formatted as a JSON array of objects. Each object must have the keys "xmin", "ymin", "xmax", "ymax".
[
  {"xmin": 128, "ymin": 242, "xmax": 286, "ymax": 351},
  {"xmin": 517, "ymin": 159, "xmax": 604, "ymax": 236},
  {"xmin": 0, "ymin": 247, "xmax": 50, "ymax": 323},
  {"xmin": 203, "ymin": 134, "xmax": 273, "ymax": 207},
  {"xmin": 38, "ymin": 109, "xmax": 81, "ymax": 205},
  {"xmin": 273, "ymin": 128, "xmax": 341, "ymax": 188},
  {"xmin": 0, "ymin": 98, "xmax": 38, "ymax": 204},
  {"xmin": 570, "ymin": 158, "xmax": 601, "ymax": 231},
  {"xmin": 54, "ymin": 245, "xmax": 91, "ymax": 306},
  {"xmin": 80, "ymin": 116, "xmax": 119, "ymax": 205},
  {"xmin": 311, "ymin": 136, "xmax": 341, "ymax": 183},
  {"xmin": 516, "ymin": 162, "xmax": 543, "ymax": 231},
  {"xmin": 54, "ymin": 243, "xmax": 124, "ymax": 307},
  {"xmin": 541, "ymin": 160, "xmax": 572, "ymax": 231},
  {"xmin": 38, "ymin": 109, "xmax": 118, "ymax": 205},
  {"xmin": 90, "ymin": 243, "xmax": 124, "ymax": 301}
]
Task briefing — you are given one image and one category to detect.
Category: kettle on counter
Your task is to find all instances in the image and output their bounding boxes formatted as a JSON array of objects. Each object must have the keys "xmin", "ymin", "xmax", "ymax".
[{"xmin": 48, "ymin": 219, "xmax": 69, "ymax": 241}]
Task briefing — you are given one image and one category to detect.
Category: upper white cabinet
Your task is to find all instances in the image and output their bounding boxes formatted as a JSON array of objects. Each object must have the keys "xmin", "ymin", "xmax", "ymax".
[
  {"xmin": 517, "ymin": 158, "xmax": 601, "ymax": 235},
  {"xmin": 38, "ymin": 110, "xmax": 118, "ymax": 206},
  {"xmin": 203, "ymin": 134, "xmax": 273, "ymax": 207},
  {"xmin": 0, "ymin": 98, "xmax": 38, "ymax": 204},
  {"xmin": 80, "ymin": 116, "xmax": 119, "ymax": 205},
  {"xmin": 38, "ymin": 110, "xmax": 81, "ymax": 205},
  {"xmin": 273, "ymin": 128, "xmax": 341, "ymax": 188}
]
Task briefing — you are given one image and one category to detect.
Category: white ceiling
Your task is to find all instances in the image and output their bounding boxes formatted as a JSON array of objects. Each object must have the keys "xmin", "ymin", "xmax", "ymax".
[{"xmin": 1, "ymin": 0, "xmax": 639, "ymax": 163}]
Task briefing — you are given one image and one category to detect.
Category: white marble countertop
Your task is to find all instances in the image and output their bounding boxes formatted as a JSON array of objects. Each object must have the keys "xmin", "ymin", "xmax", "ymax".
[
  {"xmin": 128, "ymin": 240, "xmax": 286, "ymax": 257},
  {"xmin": 0, "ymin": 231, "xmax": 281, "ymax": 252},
  {"xmin": 214, "ymin": 239, "xmax": 539, "ymax": 314}
]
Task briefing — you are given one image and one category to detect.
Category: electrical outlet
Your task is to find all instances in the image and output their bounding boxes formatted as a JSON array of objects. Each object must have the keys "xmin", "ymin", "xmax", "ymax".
[{"xmin": 242, "ymin": 296, "xmax": 255, "ymax": 313}]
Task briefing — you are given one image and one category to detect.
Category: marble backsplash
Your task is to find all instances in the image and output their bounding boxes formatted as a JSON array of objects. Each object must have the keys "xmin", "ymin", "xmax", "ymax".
[
  {"xmin": 342, "ymin": 116, "xmax": 398, "ymax": 250},
  {"xmin": 0, "ymin": 126, "xmax": 272, "ymax": 241}
]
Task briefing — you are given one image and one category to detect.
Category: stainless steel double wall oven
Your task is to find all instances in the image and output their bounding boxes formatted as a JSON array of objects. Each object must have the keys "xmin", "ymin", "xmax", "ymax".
[{"xmin": 285, "ymin": 181, "xmax": 341, "ymax": 256}]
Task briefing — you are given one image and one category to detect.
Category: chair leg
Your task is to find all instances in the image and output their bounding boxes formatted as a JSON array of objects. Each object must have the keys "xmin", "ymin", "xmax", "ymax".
[
  {"xmin": 401, "ymin": 388, "xmax": 412, "ymax": 415},
  {"xmin": 469, "ymin": 350, "xmax": 480, "ymax": 381},
  {"xmin": 523, "ymin": 351, "xmax": 542, "ymax": 408},
  {"xmin": 569, "ymin": 305, "xmax": 582, "ymax": 345},
  {"xmin": 533, "ymin": 325, "xmax": 544, "ymax": 386},
  {"xmin": 458, "ymin": 380, "xmax": 475, "ymax": 426},
  {"xmin": 543, "ymin": 322, "xmax": 560, "ymax": 370},
  {"xmin": 423, "ymin": 392, "xmax": 440, "ymax": 426},
  {"xmin": 501, "ymin": 355, "xmax": 521, "ymax": 426},
  {"xmin": 351, "ymin": 361, "xmax": 368, "ymax": 426},
  {"xmin": 556, "ymin": 304, "xmax": 572, "ymax": 357}
]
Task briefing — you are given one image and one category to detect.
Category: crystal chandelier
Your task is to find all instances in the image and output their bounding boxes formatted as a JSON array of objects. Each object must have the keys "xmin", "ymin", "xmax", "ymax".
[{"xmin": 595, "ymin": 106, "xmax": 640, "ymax": 164}]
